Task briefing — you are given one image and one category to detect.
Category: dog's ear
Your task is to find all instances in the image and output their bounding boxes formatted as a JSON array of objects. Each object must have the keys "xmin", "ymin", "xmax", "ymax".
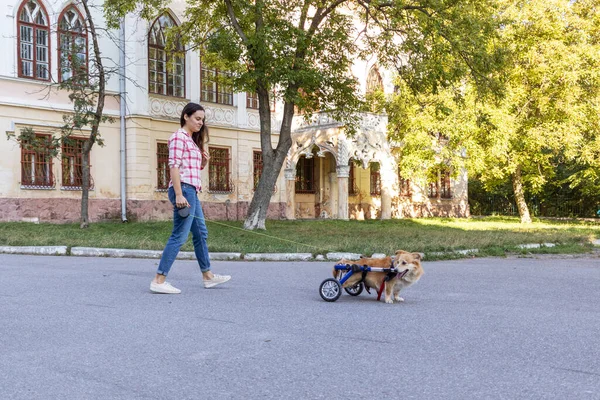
[
  {"xmin": 395, "ymin": 250, "xmax": 408, "ymax": 256},
  {"xmin": 412, "ymin": 252, "xmax": 424, "ymax": 260}
]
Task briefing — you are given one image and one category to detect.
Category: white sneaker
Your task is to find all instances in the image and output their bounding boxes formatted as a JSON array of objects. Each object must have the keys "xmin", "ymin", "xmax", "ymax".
[
  {"xmin": 150, "ymin": 281, "xmax": 181, "ymax": 294},
  {"xmin": 203, "ymin": 274, "xmax": 231, "ymax": 288}
]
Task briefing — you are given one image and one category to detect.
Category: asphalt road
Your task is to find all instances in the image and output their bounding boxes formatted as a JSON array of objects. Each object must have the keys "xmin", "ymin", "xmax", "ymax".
[{"xmin": 1, "ymin": 254, "xmax": 599, "ymax": 400}]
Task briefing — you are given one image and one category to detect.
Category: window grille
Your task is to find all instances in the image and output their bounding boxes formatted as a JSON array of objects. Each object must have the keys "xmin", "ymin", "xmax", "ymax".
[
  {"xmin": 370, "ymin": 163, "xmax": 381, "ymax": 196},
  {"xmin": 348, "ymin": 161, "xmax": 358, "ymax": 195},
  {"xmin": 209, "ymin": 147, "xmax": 232, "ymax": 193},
  {"xmin": 157, "ymin": 142, "xmax": 170, "ymax": 190},
  {"xmin": 20, "ymin": 133, "xmax": 54, "ymax": 189},
  {"xmin": 398, "ymin": 167, "xmax": 411, "ymax": 197},
  {"xmin": 295, "ymin": 156, "xmax": 315, "ymax": 194},
  {"xmin": 428, "ymin": 168, "xmax": 451, "ymax": 199},
  {"xmin": 440, "ymin": 170, "xmax": 452, "ymax": 198},
  {"xmin": 253, "ymin": 151, "xmax": 263, "ymax": 190},
  {"xmin": 428, "ymin": 182, "xmax": 438, "ymax": 198},
  {"xmin": 61, "ymin": 137, "xmax": 93, "ymax": 190}
]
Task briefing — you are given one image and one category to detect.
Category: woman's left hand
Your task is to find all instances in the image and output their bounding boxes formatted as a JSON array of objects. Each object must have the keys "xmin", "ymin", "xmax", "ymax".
[{"xmin": 201, "ymin": 150, "xmax": 210, "ymax": 169}]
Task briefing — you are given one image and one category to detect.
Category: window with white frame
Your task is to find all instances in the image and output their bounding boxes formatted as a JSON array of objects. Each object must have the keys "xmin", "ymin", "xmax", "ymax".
[
  {"xmin": 201, "ymin": 61, "xmax": 233, "ymax": 105},
  {"xmin": 148, "ymin": 13, "xmax": 185, "ymax": 98},
  {"xmin": 18, "ymin": 0, "xmax": 50, "ymax": 81},
  {"xmin": 58, "ymin": 6, "xmax": 88, "ymax": 82}
]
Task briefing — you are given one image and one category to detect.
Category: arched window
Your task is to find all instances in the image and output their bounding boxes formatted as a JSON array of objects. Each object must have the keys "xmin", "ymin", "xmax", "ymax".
[
  {"xmin": 58, "ymin": 6, "xmax": 87, "ymax": 82},
  {"xmin": 148, "ymin": 13, "xmax": 185, "ymax": 97},
  {"xmin": 366, "ymin": 66, "xmax": 383, "ymax": 95},
  {"xmin": 18, "ymin": 0, "xmax": 50, "ymax": 80}
]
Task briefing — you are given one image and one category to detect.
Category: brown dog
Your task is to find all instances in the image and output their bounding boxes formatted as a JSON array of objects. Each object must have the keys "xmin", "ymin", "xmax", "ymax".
[{"xmin": 336, "ymin": 250, "xmax": 424, "ymax": 304}]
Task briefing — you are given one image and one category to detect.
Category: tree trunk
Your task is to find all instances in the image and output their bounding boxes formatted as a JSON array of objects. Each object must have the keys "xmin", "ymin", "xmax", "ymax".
[
  {"xmin": 79, "ymin": 0, "xmax": 105, "ymax": 229},
  {"xmin": 243, "ymin": 94, "xmax": 294, "ymax": 230},
  {"xmin": 80, "ymin": 150, "xmax": 90, "ymax": 228},
  {"xmin": 512, "ymin": 165, "xmax": 532, "ymax": 223}
]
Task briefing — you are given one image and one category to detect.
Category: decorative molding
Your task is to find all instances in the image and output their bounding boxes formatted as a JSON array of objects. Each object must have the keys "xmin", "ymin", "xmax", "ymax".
[
  {"xmin": 148, "ymin": 96, "xmax": 187, "ymax": 120},
  {"xmin": 350, "ymin": 133, "xmax": 383, "ymax": 168},
  {"xmin": 287, "ymin": 117, "xmax": 393, "ymax": 171},
  {"xmin": 284, "ymin": 168, "xmax": 296, "ymax": 181},
  {"xmin": 204, "ymin": 104, "xmax": 236, "ymax": 127},
  {"xmin": 291, "ymin": 112, "xmax": 341, "ymax": 132},
  {"xmin": 360, "ymin": 113, "xmax": 387, "ymax": 133},
  {"xmin": 336, "ymin": 164, "xmax": 350, "ymax": 178},
  {"xmin": 291, "ymin": 112, "xmax": 387, "ymax": 134},
  {"xmin": 247, "ymin": 111, "xmax": 260, "ymax": 129}
]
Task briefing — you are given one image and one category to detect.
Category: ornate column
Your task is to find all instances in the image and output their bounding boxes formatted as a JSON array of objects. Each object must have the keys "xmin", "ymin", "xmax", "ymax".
[
  {"xmin": 336, "ymin": 164, "xmax": 349, "ymax": 220},
  {"xmin": 284, "ymin": 168, "xmax": 296, "ymax": 220},
  {"xmin": 380, "ymin": 164, "xmax": 394, "ymax": 220}
]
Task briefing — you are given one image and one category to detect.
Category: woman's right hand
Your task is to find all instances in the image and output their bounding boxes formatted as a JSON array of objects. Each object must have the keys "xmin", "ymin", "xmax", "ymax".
[{"xmin": 175, "ymin": 194, "xmax": 190, "ymax": 209}]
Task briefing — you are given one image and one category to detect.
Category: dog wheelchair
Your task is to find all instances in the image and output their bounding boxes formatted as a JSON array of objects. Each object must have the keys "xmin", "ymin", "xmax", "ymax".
[{"xmin": 319, "ymin": 263, "xmax": 409, "ymax": 302}]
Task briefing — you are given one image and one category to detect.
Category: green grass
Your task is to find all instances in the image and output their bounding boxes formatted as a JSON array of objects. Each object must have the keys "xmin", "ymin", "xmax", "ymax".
[{"xmin": 0, "ymin": 216, "xmax": 598, "ymax": 259}]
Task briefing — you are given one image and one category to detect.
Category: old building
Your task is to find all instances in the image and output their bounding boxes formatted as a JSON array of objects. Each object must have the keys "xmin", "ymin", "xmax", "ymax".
[{"xmin": 0, "ymin": 0, "xmax": 469, "ymax": 223}]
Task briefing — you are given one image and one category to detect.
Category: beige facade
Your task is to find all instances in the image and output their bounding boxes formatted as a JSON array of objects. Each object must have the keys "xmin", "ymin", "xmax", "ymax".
[{"xmin": 0, "ymin": 0, "xmax": 469, "ymax": 223}]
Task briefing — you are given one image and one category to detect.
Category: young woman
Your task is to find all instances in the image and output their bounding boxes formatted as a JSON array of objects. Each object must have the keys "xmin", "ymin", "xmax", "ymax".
[{"xmin": 150, "ymin": 102, "xmax": 231, "ymax": 294}]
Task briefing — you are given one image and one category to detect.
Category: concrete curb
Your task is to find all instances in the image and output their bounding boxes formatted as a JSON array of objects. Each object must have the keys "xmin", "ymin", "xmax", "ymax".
[
  {"xmin": 71, "ymin": 247, "xmax": 163, "ymax": 258},
  {"xmin": 517, "ymin": 243, "xmax": 556, "ymax": 249},
  {"xmin": 0, "ymin": 241, "xmax": 593, "ymax": 260},
  {"xmin": 244, "ymin": 253, "xmax": 313, "ymax": 261},
  {"xmin": 0, "ymin": 246, "xmax": 68, "ymax": 256},
  {"xmin": 325, "ymin": 252, "xmax": 362, "ymax": 261},
  {"xmin": 210, "ymin": 252, "xmax": 243, "ymax": 261},
  {"xmin": 70, "ymin": 247, "xmax": 242, "ymax": 261}
]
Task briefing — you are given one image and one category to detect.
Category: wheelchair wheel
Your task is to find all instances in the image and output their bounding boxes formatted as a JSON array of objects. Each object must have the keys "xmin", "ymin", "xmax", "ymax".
[
  {"xmin": 319, "ymin": 278, "xmax": 342, "ymax": 302},
  {"xmin": 344, "ymin": 282, "xmax": 364, "ymax": 296}
]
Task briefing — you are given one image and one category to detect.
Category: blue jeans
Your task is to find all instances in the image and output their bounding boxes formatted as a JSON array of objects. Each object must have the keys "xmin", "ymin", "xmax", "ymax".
[{"xmin": 157, "ymin": 183, "xmax": 211, "ymax": 276}]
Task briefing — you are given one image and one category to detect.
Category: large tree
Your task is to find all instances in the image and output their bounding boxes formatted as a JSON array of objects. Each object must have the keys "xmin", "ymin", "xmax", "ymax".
[
  {"xmin": 105, "ymin": 0, "xmax": 504, "ymax": 229},
  {"xmin": 385, "ymin": 0, "xmax": 600, "ymax": 223},
  {"xmin": 471, "ymin": 0, "xmax": 600, "ymax": 223}
]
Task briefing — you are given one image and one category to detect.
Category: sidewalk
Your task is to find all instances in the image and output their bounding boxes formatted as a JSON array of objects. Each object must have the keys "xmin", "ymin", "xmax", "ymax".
[{"xmin": 2, "ymin": 240, "xmax": 599, "ymax": 261}]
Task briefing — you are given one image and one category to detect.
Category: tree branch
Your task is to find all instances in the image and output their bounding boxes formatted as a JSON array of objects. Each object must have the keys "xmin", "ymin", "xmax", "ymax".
[
  {"xmin": 224, "ymin": 0, "xmax": 249, "ymax": 45},
  {"xmin": 308, "ymin": 0, "xmax": 346, "ymax": 37}
]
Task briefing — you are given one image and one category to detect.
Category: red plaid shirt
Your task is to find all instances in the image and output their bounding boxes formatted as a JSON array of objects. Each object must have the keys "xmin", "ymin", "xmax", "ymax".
[{"xmin": 168, "ymin": 128, "xmax": 204, "ymax": 192}]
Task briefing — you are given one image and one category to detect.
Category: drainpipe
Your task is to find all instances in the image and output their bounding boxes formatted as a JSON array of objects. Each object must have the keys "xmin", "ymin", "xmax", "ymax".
[{"xmin": 119, "ymin": 18, "xmax": 128, "ymax": 222}]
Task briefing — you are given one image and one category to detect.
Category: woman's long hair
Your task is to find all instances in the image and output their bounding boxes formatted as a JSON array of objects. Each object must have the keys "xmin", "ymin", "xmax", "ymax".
[{"xmin": 180, "ymin": 102, "xmax": 209, "ymax": 151}]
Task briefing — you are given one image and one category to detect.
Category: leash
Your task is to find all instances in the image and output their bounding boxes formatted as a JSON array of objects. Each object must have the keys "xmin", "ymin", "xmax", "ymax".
[{"xmin": 185, "ymin": 213, "xmax": 336, "ymax": 254}]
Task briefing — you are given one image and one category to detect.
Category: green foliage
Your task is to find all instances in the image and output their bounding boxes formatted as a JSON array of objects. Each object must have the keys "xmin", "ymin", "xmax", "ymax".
[
  {"xmin": 473, "ymin": 0, "xmax": 600, "ymax": 193},
  {"xmin": 387, "ymin": 80, "xmax": 476, "ymax": 180},
  {"xmin": 360, "ymin": 0, "xmax": 508, "ymax": 97},
  {"xmin": 58, "ymin": 43, "xmax": 110, "ymax": 148},
  {"xmin": 386, "ymin": 0, "xmax": 600, "ymax": 220},
  {"xmin": 6, "ymin": 127, "xmax": 60, "ymax": 157}
]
